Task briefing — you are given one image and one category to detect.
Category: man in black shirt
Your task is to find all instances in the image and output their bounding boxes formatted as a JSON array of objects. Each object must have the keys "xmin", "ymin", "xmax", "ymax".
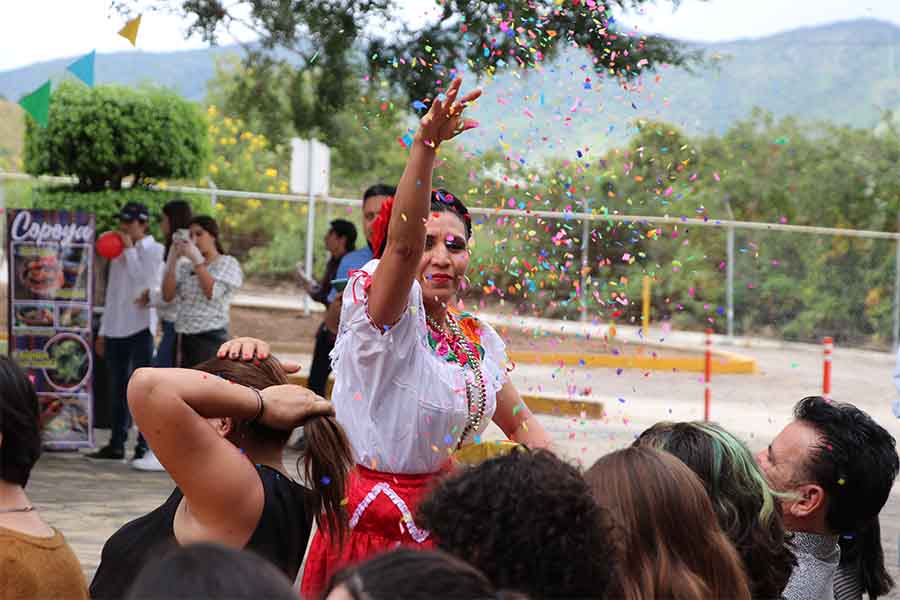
[{"xmin": 297, "ymin": 219, "xmax": 356, "ymax": 395}]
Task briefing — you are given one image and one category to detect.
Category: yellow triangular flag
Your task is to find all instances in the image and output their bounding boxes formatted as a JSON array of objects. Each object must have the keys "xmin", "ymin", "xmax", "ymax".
[{"xmin": 118, "ymin": 14, "xmax": 141, "ymax": 47}]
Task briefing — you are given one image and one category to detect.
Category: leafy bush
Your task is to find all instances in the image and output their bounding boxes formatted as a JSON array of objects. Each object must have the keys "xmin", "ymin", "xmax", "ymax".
[{"xmin": 24, "ymin": 82, "xmax": 208, "ymax": 191}]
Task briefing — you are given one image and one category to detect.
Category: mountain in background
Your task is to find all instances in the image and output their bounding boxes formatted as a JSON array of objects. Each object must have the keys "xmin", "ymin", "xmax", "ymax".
[
  {"xmin": 462, "ymin": 19, "xmax": 900, "ymax": 160},
  {"xmin": 1, "ymin": 19, "xmax": 899, "ymax": 162}
]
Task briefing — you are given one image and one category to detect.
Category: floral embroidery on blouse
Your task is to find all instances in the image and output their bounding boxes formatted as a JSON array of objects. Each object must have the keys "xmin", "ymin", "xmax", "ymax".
[{"xmin": 426, "ymin": 311, "xmax": 486, "ymax": 365}]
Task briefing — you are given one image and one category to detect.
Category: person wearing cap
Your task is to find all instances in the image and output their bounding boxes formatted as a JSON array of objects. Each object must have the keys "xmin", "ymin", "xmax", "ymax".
[{"xmin": 87, "ymin": 202, "xmax": 164, "ymax": 462}]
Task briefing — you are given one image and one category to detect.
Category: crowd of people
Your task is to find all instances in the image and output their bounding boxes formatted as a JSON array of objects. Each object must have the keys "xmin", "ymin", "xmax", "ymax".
[
  {"xmin": 88, "ymin": 202, "xmax": 243, "ymax": 470},
  {"xmin": 2, "ymin": 77, "xmax": 899, "ymax": 600}
]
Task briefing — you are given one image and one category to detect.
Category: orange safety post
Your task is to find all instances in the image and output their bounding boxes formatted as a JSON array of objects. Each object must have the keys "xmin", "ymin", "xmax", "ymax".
[
  {"xmin": 823, "ymin": 336, "xmax": 833, "ymax": 399},
  {"xmin": 704, "ymin": 328, "xmax": 712, "ymax": 421}
]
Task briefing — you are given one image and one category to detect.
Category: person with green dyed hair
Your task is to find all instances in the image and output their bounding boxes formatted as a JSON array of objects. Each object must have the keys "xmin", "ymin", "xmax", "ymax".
[{"xmin": 635, "ymin": 421, "xmax": 796, "ymax": 600}]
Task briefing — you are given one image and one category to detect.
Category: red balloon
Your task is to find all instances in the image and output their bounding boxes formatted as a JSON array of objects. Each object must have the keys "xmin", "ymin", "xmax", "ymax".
[{"xmin": 97, "ymin": 231, "xmax": 124, "ymax": 259}]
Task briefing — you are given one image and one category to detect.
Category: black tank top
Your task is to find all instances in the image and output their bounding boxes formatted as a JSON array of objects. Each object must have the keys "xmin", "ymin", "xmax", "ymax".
[{"xmin": 89, "ymin": 465, "xmax": 311, "ymax": 599}]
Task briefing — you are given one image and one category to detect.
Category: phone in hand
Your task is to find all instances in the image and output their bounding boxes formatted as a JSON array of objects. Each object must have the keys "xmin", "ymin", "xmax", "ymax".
[{"xmin": 172, "ymin": 229, "xmax": 190, "ymax": 243}]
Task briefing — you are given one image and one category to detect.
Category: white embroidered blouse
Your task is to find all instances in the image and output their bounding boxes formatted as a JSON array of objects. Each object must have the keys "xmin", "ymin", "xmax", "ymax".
[{"xmin": 330, "ymin": 259, "xmax": 509, "ymax": 474}]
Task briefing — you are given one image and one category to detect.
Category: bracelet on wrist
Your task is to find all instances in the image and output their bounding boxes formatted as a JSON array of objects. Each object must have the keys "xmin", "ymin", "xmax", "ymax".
[{"xmin": 248, "ymin": 387, "xmax": 264, "ymax": 425}]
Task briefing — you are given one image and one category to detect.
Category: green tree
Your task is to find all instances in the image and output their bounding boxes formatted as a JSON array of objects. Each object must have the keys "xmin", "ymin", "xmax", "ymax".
[
  {"xmin": 115, "ymin": 0, "xmax": 694, "ymax": 139},
  {"xmin": 24, "ymin": 82, "xmax": 208, "ymax": 191}
]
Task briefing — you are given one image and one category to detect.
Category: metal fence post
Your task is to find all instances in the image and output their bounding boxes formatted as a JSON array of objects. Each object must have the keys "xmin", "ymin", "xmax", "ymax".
[
  {"xmin": 580, "ymin": 213, "xmax": 590, "ymax": 322},
  {"xmin": 0, "ymin": 179, "xmax": 5, "ymax": 277},
  {"xmin": 304, "ymin": 194, "xmax": 315, "ymax": 317},
  {"xmin": 207, "ymin": 177, "xmax": 218, "ymax": 210},
  {"xmin": 721, "ymin": 196, "xmax": 736, "ymax": 341},
  {"xmin": 727, "ymin": 225, "xmax": 735, "ymax": 339},
  {"xmin": 893, "ymin": 237, "xmax": 900, "ymax": 351}
]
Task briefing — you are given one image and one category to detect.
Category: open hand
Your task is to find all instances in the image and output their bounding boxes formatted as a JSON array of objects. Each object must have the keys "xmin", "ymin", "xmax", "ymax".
[
  {"xmin": 219, "ymin": 337, "xmax": 303, "ymax": 373},
  {"xmin": 219, "ymin": 337, "xmax": 271, "ymax": 361},
  {"xmin": 417, "ymin": 77, "xmax": 482, "ymax": 148}
]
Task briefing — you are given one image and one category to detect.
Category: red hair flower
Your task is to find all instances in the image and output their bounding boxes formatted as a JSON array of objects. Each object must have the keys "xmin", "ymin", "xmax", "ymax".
[{"xmin": 370, "ymin": 196, "xmax": 395, "ymax": 259}]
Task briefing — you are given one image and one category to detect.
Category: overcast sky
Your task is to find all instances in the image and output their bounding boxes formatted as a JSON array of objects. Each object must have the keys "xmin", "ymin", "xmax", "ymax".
[{"xmin": 1, "ymin": 0, "xmax": 899, "ymax": 72}]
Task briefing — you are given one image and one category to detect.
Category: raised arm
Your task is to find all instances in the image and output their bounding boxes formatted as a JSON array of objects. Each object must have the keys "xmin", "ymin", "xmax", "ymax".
[
  {"xmin": 366, "ymin": 78, "xmax": 481, "ymax": 328},
  {"xmin": 162, "ymin": 246, "xmax": 181, "ymax": 302},
  {"xmin": 127, "ymin": 367, "xmax": 332, "ymax": 546}
]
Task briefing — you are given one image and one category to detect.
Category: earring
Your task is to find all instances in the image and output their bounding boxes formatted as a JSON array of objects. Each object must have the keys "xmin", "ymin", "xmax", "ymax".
[{"xmin": 458, "ymin": 275, "xmax": 472, "ymax": 299}]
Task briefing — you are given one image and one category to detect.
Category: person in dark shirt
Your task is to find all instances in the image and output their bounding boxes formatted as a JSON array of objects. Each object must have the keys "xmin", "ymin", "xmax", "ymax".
[
  {"xmin": 89, "ymin": 356, "xmax": 353, "ymax": 599},
  {"xmin": 297, "ymin": 219, "xmax": 357, "ymax": 397},
  {"xmin": 297, "ymin": 219, "xmax": 357, "ymax": 308}
]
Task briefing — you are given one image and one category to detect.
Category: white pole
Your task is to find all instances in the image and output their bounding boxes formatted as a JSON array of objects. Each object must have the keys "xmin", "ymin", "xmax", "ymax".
[
  {"xmin": 207, "ymin": 177, "xmax": 218, "ymax": 210},
  {"xmin": 580, "ymin": 215, "xmax": 589, "ymax": 322},
  {"xmin": 304, "ymin": 141, "xmax": 315, "ymax": 317}
]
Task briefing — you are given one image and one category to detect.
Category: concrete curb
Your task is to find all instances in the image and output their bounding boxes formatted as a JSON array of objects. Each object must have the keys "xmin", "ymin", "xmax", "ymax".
[{"xmin": 507, "ymin": 349, "xmax": 757, "ymax": 375}]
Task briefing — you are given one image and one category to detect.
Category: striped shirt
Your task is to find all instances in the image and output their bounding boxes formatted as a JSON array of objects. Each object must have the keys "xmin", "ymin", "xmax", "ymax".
[{"xmin": 834, "ymin": 562, "xmax": 864, "ymax": 600}]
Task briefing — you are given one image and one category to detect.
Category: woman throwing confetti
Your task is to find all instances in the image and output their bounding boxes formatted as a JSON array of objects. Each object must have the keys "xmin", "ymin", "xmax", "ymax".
[{"xmin": 222, "ymin": 77, "xmax": 551, "ymax": 596}]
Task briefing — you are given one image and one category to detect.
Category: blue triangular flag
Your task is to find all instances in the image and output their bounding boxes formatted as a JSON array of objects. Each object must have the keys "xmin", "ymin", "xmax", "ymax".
[{"xmin": 66, "ymin": 50, "xmax": 95, "ymax": 87}]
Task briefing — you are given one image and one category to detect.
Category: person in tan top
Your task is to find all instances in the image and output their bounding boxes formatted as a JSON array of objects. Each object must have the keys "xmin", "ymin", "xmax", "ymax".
[{"xmin": 0, "ymin": 355, "xmax": 87, "ymax": 599}]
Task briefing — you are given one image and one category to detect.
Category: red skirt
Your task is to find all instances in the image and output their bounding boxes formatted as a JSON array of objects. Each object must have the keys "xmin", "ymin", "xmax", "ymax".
[{"xmin": 300, "ymin": 465, "xmax": 448, "ymax": 599}]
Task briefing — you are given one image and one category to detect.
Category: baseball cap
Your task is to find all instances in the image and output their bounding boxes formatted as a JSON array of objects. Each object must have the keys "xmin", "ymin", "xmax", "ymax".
[{"xmin": 119, "ymin": 202, "xmax": 150, "ymax": 223}]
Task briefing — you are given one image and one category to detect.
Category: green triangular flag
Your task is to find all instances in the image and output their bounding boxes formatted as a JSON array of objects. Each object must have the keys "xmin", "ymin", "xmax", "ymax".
[{"xmin": 19, "ymin": 80, "xmax": 51, "ymax": 128}]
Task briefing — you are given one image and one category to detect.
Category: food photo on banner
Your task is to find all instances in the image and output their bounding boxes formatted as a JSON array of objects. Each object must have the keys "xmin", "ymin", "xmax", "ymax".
[{"xmin": 7, "ymin": 209, "xmax": 95, "ymax": 449}]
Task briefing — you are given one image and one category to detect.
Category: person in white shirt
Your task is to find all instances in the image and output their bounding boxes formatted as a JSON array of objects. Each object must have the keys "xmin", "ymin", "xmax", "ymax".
[
  {"xmin": 87, "ymin": 202, "xmax": 164, "ymax": 462},
  {"xmin": 138, "ymin": 200, "xmax": 193, "ymax": 371},
  {"xmin": 222, "ymin": 78, "xmax": 552, "ymax": 598}
]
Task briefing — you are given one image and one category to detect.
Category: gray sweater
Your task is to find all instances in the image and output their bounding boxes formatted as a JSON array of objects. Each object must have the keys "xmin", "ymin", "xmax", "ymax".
[{"xmin": 783, "ymin": 532, "xmax": 841, "ymax": 600}]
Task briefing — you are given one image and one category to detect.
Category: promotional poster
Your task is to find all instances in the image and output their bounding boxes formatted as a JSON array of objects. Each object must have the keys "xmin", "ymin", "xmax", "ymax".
[{"xmin": 7, "ymin": 209, "xmax": 95, "ymax": 449}]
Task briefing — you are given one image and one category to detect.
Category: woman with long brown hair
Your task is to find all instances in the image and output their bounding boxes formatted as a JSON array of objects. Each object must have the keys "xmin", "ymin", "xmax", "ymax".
[
  {"xmin": 635, "ymin": 422, "xmax": 795, "ymax": 599},
  {"xmin": 89, "ymin": 356, "xmax": 354, "ymax": 599},
  {"xmin": 585, "ymin": 447, "xmax": 751, "ymax": 600}
]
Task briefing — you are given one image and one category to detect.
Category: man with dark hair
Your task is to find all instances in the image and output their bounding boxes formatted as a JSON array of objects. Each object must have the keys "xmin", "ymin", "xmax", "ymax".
[
  {"xmin": 317, "ymin": 184, "xmax": 394, "ymax": 391},
  {"xmin": 757, "ymin": 396, "xmax": 899, "ymax": 600},
  {"xmin": 298, "ymin": 219, "xmax": 357, "ymax": 396},
  {"xmin": 88, "ymin": 202, "xmax": 164, "ymax": 462}
]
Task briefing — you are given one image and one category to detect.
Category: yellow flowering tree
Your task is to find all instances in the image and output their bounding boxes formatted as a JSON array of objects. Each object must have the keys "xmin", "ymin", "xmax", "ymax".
[{"xmin": 204, "ymin": 105, "xmax": 309, "ymax": 273}]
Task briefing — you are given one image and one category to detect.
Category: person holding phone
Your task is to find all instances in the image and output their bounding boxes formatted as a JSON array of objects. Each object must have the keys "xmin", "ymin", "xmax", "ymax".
[
  {"xmin": 301, "ymin": 219, "xmax": 357, "ymax": 398},
  {"xmin": 162, "ymin": 216, "xmax": 243, "ymax": 369}
]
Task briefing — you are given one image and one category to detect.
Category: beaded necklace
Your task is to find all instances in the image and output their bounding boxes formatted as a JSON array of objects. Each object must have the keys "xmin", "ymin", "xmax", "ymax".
[{"xmin": 426, "ymin": 312, "xmax": 488, "ymax": 449}]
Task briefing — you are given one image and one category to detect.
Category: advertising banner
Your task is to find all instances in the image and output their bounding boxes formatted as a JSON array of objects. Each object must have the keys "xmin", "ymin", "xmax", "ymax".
[{"xmin": 7, "ymin": 210, "xmax": 95, "ymax": 449}]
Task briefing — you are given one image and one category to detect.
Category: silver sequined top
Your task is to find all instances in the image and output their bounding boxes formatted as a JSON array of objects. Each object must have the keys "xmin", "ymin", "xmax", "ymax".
[{"xmin": 783, "ymin": 532, "xmax": 841, "ymax": 600}]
